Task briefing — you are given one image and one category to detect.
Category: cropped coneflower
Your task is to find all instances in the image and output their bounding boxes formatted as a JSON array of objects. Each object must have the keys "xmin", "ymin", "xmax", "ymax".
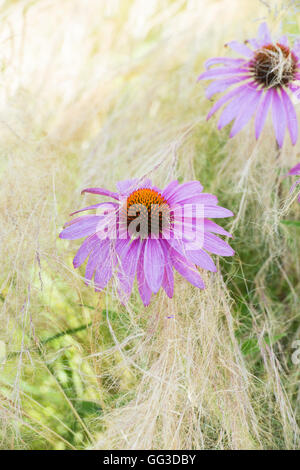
[
  {"xmin": 198, "ymin": 23, "xmax": 300, "ymax": 147},
  {"xmin": 59, "ymin": 178, "xmax": 234, "ymax": 306},
  {"xmin": 288, "ymin": 163, "xmax": 300, "ymax": 202}
]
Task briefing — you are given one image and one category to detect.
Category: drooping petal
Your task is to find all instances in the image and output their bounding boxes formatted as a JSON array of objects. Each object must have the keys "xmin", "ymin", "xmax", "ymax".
[
  {"xmin": 205, "ymin": 75, "xmax": 250, "ymax": 99},
  {"xmin": 204, "ymin": 219, "xmax": 232, "ymax": 238},
  {"xmin": 161, "ymin": 242, "xmax": 174, "ymax": 298},
  {"xmin": 289, "ymin": 163, "xmax": 300, "ymax": 176},
  {"xmin": 230, "ymin": 88, "xmax": 262, "ymax": 138},
  {"xmin": 198, "ymin": 66, "xmax": 250, "ymax": 81},
  {"xmin": 59, "ymin": 216, "xmax": 103, "ymax": 239},
  {"xmin": 186, "ymin": 248, "xmax": 217, "ymax": 272},
  {"xmin": 85, "ymin": 240, "xmax": 110, "ymax": 283},
  {"xmin": 203, "ymin": 232, "xmax": 235, "ymax": 256},
  {"xmin": 170, "ymin": 249, "xmax": 205, "ymax": 289},
  {"xmin": 255, "ymin": 89, "xmax": 272, "ymax": 139},
  {"xmin": 207, "ymin": 83, "xmax": 250, "ymax": 120},
  {"xmin": 63, "ymin": 214, "xmax": 97, "ymax": 228},
  {"xmin": 144, "ymin": 239, "xmax": 165, "ymax": 293},
  {"xmin": 204, "ymin": 206, "xmax": 234, "ymax": 218},
  {"xmin": 271, "ymin": 88, "xmax": 287, "ymax": 148},
  {"xmin": 218, "ymin": 87, "xmax": 253, "ymax": 129},
  {"xmin": 136, "ymin": 243, "xmax": 152, "ymax": 306},
  {"xmin": 281, "ymin": 88, "xmax": 298, "ymax": 145},
  {"xmin": 73, "ymin": 233, "xmax": 100, "ymax": 268},
  {"xmin": 162, "ymin": 266, "xmax": 174, "ymax": 298},
  {"xmin": 117, "ymin": 239, "xmax": 141, "ymax": 302},
  {"xmin": 70, "ymin": 202, "xmax": 118, "ymax": 216},
  {"xmin": 81, "ymin": 187, "xmax": 119, "ymax": 200},
  {"xmin": 94, "ymin": 256, "xmax": 113, "ymax": 292},
  {"xmin": 205, "ymin": 57, "xmax": 246, "ymax": 69}
]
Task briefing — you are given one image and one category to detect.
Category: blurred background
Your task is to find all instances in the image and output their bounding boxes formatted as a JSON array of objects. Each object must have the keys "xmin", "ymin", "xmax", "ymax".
[{"xmin": 0, "ymin": 0, "xmax": 299, "ymax": 450}]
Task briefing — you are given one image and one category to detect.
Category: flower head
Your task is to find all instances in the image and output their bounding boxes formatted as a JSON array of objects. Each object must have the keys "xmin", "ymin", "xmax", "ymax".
[
  {"xmin": 288, "ymin": 163, "xmax": 300, "ymax": 202},
  {"xmin": 59, "ymin": 178, "xmax": 234, "ymax": 306},
  {"xmin": 198, "ymin": 23, "xmax": 300, "ymax": 147}
]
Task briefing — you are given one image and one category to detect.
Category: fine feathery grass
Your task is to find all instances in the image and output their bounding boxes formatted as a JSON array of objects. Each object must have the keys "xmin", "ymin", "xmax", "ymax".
[{"xmin": 0, "ymin": 0, "xmax": 299, "ymax": 450}]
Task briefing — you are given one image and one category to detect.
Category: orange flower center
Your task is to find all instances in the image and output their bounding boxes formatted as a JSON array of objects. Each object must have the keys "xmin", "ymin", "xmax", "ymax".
[
  {"xmin": 124, "ymin": 188, "xmax": 170, "ymax": 238},
  {"xmin": 251, "ymin": 43, "xmax": 297, "ymax": 88}
]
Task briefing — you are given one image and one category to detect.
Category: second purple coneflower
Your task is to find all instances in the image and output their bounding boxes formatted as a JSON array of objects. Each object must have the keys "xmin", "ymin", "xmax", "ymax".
[{"xmin": 198, "ymin": 23, "xmax": 300, "ymax": 147}]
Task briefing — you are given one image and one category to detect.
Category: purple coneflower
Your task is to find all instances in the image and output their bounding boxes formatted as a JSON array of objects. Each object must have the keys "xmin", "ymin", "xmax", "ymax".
[
  {"xmin": 198, "ymin": 23, "xmax": 300, "ymax": 147},
  {"xmin": 288, "ymin": 163, "xmax": 300, "ymax": 202},
  {"xmin": 59, "ymin": 178, "xmax": 234, "ymax": 306}
]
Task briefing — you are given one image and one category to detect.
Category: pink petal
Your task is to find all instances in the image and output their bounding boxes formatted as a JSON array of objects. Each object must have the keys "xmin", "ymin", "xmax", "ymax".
[
  {"xmin": 218, "ymin": 88, "xmax": 252, "ymax": 129},
  {"xmin": 271, "ymin": 88, "xmax": 287, "ymax": 148},
  {"xmin": 204, "ymin": 206, "xmax": 234, "ymax": 218},
  {"xmin": 203, "ymin": 233, "xmax": 234, "ymax": 256},
  {"xmin": 167, "ymin": 181, "xmax": 204, "ymax": 205},
  {"xmin": 81, "ymin": 187, "xmax": 119, "ymax": 200},
  {"xmin": 162, "ymin": 180, "xmax": 180, "ymax": 200},
  {"xmin": 225, "ymin": 41, "xmax": 253, "ymax": 58},
  {"xmin": 205, "ymin": 76, "xmax": 250, "ymax": 99},
  {"xmin": 144, "ymin": 239, "xmax": 165, "ymax": 293},
  {"xmin": 137, "ymin": 243, "xmax": 152, "ymax": 306},
  {"xmin": 281, "ymin": 88, "xmax": 298, "ymax": 145},
  {"xmin": 94, "ymin": 257, "xmax": 113, "ymax": 292},
  {"xmin": 289, "ymin": 163, "xmax": 300, "ymax": 176},
  {"xmin": 171, "ymin": 194, "xmax": 218, "ymax": 212},
  {"xmin": 230, "ymin": 88, "xmax": 262, "ymax": 138},
  {"xmin": 117, "ymin": 239, "xmax": 141, "ymax": 303},
  {"xmin": 207, "ymin": 83, "xmax": 251, "ymax": 120},
  {"xmin": 255, "ymin": 90, "xmax": 272, "ymax": 139},
  {"xmin": 198, "ymin": 66, "xmax": 250, "ymax": 81},
  {"xmin": 170, "ymin": 249, "xmax": 205, "ymax": 289},
  {"xmin": 205, "ymin": 57, "xmax": 246, "ymax": 69},
  {"xmin": 70, "ymin": 202, "xmax": 118, "ymax": 216},
  {"xmin": 85, "ymin": 240, "xmax": 110, "ymax": 283},
  {"xmin": 59, "ymin": 216, "xmax": 103, "ymax": 239},
  {"xmin": 186, "ymin": 249, "xmax": 217, "ymax": 272},
  {"xmin": 73, "ymin": 233, "xmax": 100, "ymax": 268},
  {"xmin": 161, "ymin": 242, "xmax": 174, "ymax": 298},
  {"xmin": 204, "ymin": 219, "xmax": 232, "ymax": 238}
]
